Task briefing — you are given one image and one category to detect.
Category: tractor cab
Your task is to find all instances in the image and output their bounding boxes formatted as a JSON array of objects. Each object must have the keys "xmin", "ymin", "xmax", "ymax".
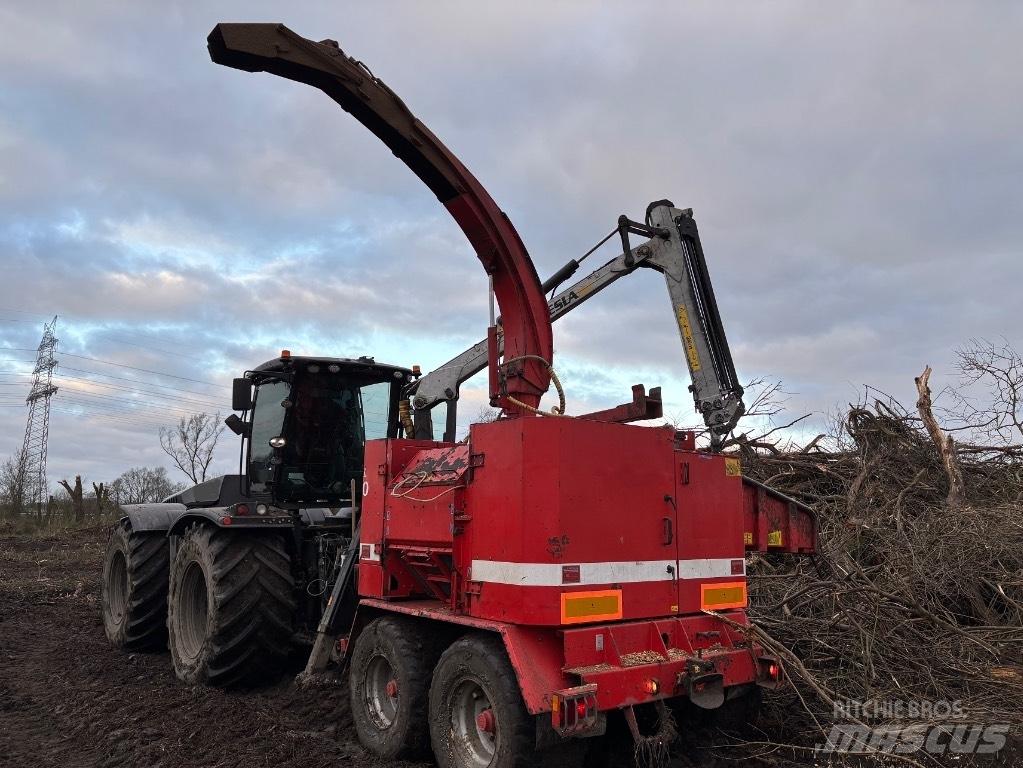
[{"xmin": 228, "ymin": 352, "xmax": 415, "ymax": 507}]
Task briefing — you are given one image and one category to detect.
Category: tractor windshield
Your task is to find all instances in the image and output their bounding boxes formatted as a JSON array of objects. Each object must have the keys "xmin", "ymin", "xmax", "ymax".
[{"xmin": 248, "ymin": 369, "xmax": 399, "ymax": 504}]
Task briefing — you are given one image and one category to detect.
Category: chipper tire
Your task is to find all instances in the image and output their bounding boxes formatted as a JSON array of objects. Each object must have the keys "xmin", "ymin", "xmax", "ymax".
[
  {"xmin": 429, "ymin": 633, "xmax": 585, "ymax": 768},
  {"xmin": 168, "ymin": 524, "xmax": 295, "ymax": 687},
  {"xmin": 101, "ymin": 521, "xmax": 169, "ymax": 651},
  {"xmin": 349, "ymin": 615, "xmax": 445, "ymax": 760}
]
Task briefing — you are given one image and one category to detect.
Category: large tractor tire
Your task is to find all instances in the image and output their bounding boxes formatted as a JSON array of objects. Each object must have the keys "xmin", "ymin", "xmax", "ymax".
[
  {"xmin": 168, "ymin": 524, "xmax": 295, "ymax": 687},
  {"xmin": 101, "ymin": 521, "xmax": 169, "ymax": 650},
  {"xmin": 349, "ymin": 615, "xmax": 446, "ymax": 759},
  {"xmin": 429, "ymin": 633, "xmax": 585, "ymax": 768}
]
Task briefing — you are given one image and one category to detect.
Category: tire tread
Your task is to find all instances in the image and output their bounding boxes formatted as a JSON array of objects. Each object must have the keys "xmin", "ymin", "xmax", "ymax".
[{"xmin": 168, "ymin": 525, "xmax": 296, "ymax": 687}]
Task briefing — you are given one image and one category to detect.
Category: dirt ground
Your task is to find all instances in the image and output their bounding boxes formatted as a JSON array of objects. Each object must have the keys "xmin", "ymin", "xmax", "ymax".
[
  {"xmin": 7, "ymin": 526, "xmax": 1013, "ymax": 768},
  {"xmin": 2, "ymin": 526, "xmax": 765, "ymax": 768},
  {"xmin": 0, "ymin": 525, "xmax": 427, "ymax": 768}
]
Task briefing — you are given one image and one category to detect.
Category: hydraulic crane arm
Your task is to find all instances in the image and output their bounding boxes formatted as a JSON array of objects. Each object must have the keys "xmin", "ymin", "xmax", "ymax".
[
  {"xmin": 413, "ymin": 202, "xmax": 745, "ymax": 448},
  {"xmin": 207, "ymin": 23, "xmax": 552, "ymax": 413}
]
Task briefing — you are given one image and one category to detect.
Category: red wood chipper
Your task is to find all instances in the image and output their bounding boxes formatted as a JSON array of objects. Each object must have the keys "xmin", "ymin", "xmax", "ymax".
[{"xmin": 100, "ymin": 23, "xmax": 816, "ymax": 768}]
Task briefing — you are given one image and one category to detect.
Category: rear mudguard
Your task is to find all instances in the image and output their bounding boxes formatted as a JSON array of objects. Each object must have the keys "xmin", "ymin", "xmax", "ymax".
[{"xmin": 120, "ymin": 502, "xmax": 188, "ymax": 533}]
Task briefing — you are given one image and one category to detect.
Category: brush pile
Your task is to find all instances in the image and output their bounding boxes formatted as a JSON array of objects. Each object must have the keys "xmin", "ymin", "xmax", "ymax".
[{"xmin": 726, "ymin": 387, "xmax": 1023, "ymax": 765}]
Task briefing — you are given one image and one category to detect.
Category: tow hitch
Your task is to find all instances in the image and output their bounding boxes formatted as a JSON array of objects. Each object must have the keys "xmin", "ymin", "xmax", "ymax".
[{"xmin": 682, "ymin": 658, "xmax": 725, "ymax": 709}]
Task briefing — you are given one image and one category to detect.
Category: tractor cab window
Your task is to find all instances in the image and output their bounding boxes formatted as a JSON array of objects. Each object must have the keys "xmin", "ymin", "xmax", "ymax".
[
  {"xmin": 360, "ymin": 381, "xmax": 390, "ymax": 440},
  {"xmin": 274, "ymin": 372, "xmax": 396, "ymax": 503},
  {"xmin": 248, "ymin": 379, "xmax": 290, "ymax": 493}
]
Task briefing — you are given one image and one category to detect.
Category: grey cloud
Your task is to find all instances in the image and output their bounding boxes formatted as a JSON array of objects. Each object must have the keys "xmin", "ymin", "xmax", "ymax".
[{"xmin": 0, "ymin": 1, "xmax": 1020, "ymax": 487}]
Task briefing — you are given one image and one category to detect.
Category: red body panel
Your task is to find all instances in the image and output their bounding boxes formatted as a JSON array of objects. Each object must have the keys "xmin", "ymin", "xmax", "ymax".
[
  {"xmin": 742, "ymin": 477, "xmax": 817, "ymax": 553},
  {"xmin": 352, "ymin": 417, "xmax": 800, "ymax": 714},
  {"xmin": 463, "ymin": 419, "xmax": 683, "ymax": 625}
]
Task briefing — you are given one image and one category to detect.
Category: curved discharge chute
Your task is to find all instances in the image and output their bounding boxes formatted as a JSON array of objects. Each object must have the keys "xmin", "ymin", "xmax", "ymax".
[{"xmin": 208, "ymin": 23, "xmax": 553, "ymax": 412}]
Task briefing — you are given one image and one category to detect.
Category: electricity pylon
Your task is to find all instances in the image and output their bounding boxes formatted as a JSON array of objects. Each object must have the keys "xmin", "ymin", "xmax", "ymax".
[{"xmin": 19, "ymin": 316, "xmax": 58, "ymax": 515}]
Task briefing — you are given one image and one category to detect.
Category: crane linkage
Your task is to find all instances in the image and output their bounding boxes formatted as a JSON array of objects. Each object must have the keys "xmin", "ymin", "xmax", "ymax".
[{"xmin": 411, "ymin": 203, "xmax": 745, "ymax": 449}]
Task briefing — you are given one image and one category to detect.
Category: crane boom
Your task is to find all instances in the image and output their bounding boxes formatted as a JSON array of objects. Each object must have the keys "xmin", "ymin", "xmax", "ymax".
[{"xmin": 413, "ymin": 202, "xmax": 745, "ymax": 447}]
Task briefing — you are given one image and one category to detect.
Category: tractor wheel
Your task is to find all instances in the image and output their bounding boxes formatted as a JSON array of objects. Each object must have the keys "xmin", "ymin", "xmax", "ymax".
[
  {"xmin": 168, "ymin": 524, "xmax": 295, "ymax": 687},
  {"xmin": 349, "ymin": 616, "xmax": 445, "ymax": 759},
  {"xmin": 101, "ymin": 521, "xmax": 169, "ymax": 650},
  {"xmin": 429, "ymin": 633, "xmax": 585, "ymax": 768}
]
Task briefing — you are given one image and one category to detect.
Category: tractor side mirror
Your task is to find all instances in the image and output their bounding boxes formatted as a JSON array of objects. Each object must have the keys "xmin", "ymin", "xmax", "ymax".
[
  {"xmin": 232, "ymin": 377, "xmax": 253, "ymax": 411},
  {"xmin": 224, "ymin": 413, "xmax": 250, "ymax": 437}
]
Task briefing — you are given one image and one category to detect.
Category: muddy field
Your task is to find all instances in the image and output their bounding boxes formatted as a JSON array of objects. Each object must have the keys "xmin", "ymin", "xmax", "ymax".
[
  {"xmin": 5, "ymin": 526, "xmax": 1020, "ymax": 768},
  {"xmin": 4, "ymin": 527, "xmax": 738, "ymax": 768},
  {"xmin": 0, "ymin": 525, "xmax": 430, "ymax": 768}
]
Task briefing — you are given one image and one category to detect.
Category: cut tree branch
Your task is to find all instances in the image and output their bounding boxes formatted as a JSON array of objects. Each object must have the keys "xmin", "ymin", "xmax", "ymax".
[{"xmin": 915, "ymin": 365, "xmax": 965, "ymax": 508}]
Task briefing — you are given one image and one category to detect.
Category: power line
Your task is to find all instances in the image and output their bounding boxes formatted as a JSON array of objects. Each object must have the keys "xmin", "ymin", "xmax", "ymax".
[
  {"xmin": 0, "ymin": 307, "xmax": 199, "ymax": 355},
  {"xmin": 2, "ymin": 347, "xmax": 220, "ymax": 386},
  {"xmin": 58, "ymin": 390, "xmax": 215, "ymax": 418},
  {"xmin": 52, "ymin": 405, "xmax": 178, "ymax": 429},
  {"xmin": 58, "ymin": 365, "xmax": 223, "ymax": 397},
  {"xmin": 55, "ymin": 373, "xmax": 224, "ymax": 408}
]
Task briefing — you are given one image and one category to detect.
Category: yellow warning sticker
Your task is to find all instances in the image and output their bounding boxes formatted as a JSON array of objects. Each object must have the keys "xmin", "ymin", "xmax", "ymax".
[
  {"xmin": 560, "ymin": 589, "xmax": 623, "ymax": 625},
  {"xmin": 676, "ymin": 305, "xmax": 702, "ymax": 372},
  {"xmin": 767, "ymin": 530, "xmax": 783, "ymax": 547},
  {"xmin": 724, "ymin": 457, "xmax": 741, "ymax": 477},
  {"xmin": 701, "ymin": 581, "xmax": 748, "ymax": 610},
  {"xmin": 744, "ymin": 531, "xmax": 753, "ymax": 546}
]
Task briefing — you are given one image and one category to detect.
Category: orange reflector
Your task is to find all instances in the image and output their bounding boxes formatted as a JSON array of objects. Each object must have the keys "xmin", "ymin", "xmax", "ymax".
[
  {"xmin": 560, "ymin": 589, "xmax": 623, "ymax": 625},
  {"xmin": 700, "ymin": 581, "xmax": 747, "ymax": 610}
]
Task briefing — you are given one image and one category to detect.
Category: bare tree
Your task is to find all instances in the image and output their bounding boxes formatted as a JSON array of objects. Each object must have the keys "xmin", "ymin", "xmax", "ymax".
[
  {"xmin": 951, "ymin": 338, "xmax": 1023, "ymax": 448},
  {"xmin": 110, "ymin": 466, "xmax": 181, "ymax": 505},
  {"xmin": 58, "ymin": 475, "xmax": 84, "ymax": 523},
  {"xmin": 0, "ymin": 450, "xmax": 28, "ymax": 518},
  {"xmin": 160, "ymin": 412, "xmax": 224, "ymax": 485},
  {"xmin": 92, "ymin": 481, "xmax": 110, "ymax": 517}
]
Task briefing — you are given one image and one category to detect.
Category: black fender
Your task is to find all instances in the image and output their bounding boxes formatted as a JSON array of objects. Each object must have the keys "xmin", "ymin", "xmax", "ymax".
[{"xmin": 120, "ymin": 502, "xmax": 188, "ymax": 533}]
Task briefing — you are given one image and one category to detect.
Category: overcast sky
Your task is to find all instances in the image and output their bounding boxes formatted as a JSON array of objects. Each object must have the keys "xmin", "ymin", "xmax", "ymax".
[{"xmin": 2, "ymin": 2, "xmax": 1020, "ymax": 492}]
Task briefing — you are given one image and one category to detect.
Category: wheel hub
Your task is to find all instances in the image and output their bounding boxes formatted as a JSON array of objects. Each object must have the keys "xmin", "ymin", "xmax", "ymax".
[
  {"xmin": 451, "ymin": 679, "xmax": 497, "ymax": 767},
  {"xmin": 176, "ymin": 560, "xmax": 209, "ymax": 661},
  {"xmin": 366, "ymin": 655, "xmax": 399, "ymax": 729},
  {"xmin": 475, "ymin": 708, "xmax": 496, "ymax": 733},
  {"xmin": 106, "ymin": 549, "xmax": 128, "ymax": 625}
]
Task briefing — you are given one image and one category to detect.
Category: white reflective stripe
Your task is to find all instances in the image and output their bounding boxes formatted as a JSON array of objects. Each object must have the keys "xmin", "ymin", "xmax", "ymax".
[
  {"xmin": 469, "ymin": 558, "xmax": 743, "ymax": 586},
  {"xmin": 678, "ymin": 558, "xmax": 745, "ymax": 579}
]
